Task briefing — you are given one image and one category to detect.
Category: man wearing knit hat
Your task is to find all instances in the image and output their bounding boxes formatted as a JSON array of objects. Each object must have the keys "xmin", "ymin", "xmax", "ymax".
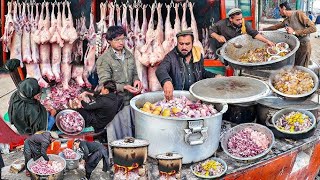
[
  {"xmin": 210, "ymin": 8, "xmax": 274, "ymax": 58},
  {"xmin": 263, "ymin": 1, "xmax": 317, "ymax": 67},
  {"xmin": 156, "ymin": 29, "xmax": 221, "ymax": 100}
]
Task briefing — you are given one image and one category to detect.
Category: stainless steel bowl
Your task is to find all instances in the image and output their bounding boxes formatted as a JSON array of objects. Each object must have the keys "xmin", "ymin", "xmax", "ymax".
[
  {"xmin": 220, "ymin": 31, "xmax": 300, "ymax": 70},
  {"xmin": 220, "ymin": 123, "xmax": 274, "ymax": 161},
  {"xmin": 56, "ymin": 109, "xmax": 85, "ymax": 136},
  {"xmin": 269, "ymin": 65, "xmax": 319, "ymax": 99},
  {"xmin": 58, "ymin": 152, "xmax": 81, "ymax": 170},
  {"xmin": 269, "ymin": 108, "xmax": 316, "ymax": 135}
]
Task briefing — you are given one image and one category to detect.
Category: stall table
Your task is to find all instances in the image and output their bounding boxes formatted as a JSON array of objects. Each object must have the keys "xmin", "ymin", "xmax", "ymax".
[{"xmin": 146, "ymin": 121, "xmax": 320, "ymax": 180}]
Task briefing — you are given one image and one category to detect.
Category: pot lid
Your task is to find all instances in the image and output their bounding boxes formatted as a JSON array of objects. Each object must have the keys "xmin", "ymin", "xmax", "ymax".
[
  {"xmin": 190, "ymin": 77, "xmax": 270, "ymax": 104},
  {"xmin": 109, "ymin": 137, "xmax": 149, "ymax": 148},
  {"xmin": 257, "ymin": 97, "xmax": 320, "ymax": 110},
  {"xmin": 156, "ymin": 152, "xmax": 183, "ymax": 160}
]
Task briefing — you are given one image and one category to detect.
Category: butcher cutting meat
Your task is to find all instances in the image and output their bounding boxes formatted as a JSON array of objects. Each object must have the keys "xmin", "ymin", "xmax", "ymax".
[
  {"xmin": 23, "ymin": 131, "xmax": 59, "ymax": 177},
  {"xmin": 96, "ymin": 26, "xmax": 142, "ymax": 106},
  {"xmin": 156, "ymin": 30, "xmax": 222, "ymax": 100},
  {"xmin": 69, "ymin": 80, "xmax": 124, "ymax": 134}
]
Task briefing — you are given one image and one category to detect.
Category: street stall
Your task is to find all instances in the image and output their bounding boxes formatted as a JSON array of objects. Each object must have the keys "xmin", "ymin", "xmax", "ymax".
[{"xmin": 1, "ymin": 0, "xmax": 320, "ymax": 180}]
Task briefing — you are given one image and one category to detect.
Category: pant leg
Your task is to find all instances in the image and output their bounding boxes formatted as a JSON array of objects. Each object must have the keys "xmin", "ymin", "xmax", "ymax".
[
  {"xmin": 316, "ymin": 24, "xmax": 320, "ymax": 37},
  {"xmin": 47, "ymin": 113, "xmax": 55, "ymax": 130},
  {"xmin": 294, "ymin": 41, "xmax": 311, "ymax": 67},
  {"xmin": 77, "ymin": 109, "xmax": 95, "ymax": 127},
  {"xmin": 85, "ymin": 150, "xmax": 103, "ymax": 176},
  {"xmin": 23, "ymin": 141, "xmax": 32, "ymax": 171}
]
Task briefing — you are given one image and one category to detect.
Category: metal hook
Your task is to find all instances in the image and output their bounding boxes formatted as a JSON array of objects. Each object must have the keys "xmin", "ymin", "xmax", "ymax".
[{"xmin": 170, "ymin": 0, "xmax": 174, "ymax": 8}]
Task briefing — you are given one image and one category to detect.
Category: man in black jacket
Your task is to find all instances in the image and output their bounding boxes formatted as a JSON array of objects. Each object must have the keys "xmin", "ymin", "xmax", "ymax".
[
  {"xmin": 73, "ymin": 139, "xmax": 109, "ymax": 180},
  {"xmin": 73, "ymin": 80, "xmax": 124, "ymax": 134},
  {"xmin": 156, "ymin": 30, "xmax": 220, "ymax": 100},
  {"xmin": 24, "ymin": 131, "xmax": 59, "ymax": 176}
]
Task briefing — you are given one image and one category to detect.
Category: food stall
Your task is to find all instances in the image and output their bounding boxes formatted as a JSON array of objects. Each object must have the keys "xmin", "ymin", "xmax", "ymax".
[{"xmin": 1, "ymin": 0, "xmax": 320, "ymax": 179}]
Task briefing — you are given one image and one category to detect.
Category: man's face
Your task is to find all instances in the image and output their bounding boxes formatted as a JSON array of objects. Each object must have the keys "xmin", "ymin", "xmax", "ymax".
[
  {"xmin": 109, "ymin": 34, "xmax": 125, "ymax": 51},
  {"xmin": 73, "ymin": 142, "xmax": 80, "ymax": 150},
  {"xmin": 177, "ymin": 35, "xmax": 193, "ymax": 56},
  {"xmin": 279, "ymin": 7, "xmax": 286, "ymax": 18},
  {"xmin": 230, "ymin": 14, "xmax": 243, "ymax": 28}
]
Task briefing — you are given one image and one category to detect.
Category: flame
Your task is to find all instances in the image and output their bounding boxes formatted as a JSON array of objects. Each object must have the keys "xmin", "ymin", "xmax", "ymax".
[
  {"xmin": 160, "ymin": 170, "xmax": 177, "ymax": 177},
  {"xmin": 114, "ymin": 163, "xmax": 140, "ymax": 174}
]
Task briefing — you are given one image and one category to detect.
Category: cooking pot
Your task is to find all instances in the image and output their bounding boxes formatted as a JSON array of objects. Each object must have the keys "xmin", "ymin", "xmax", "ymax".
[
  {"xmin": 156, "ymin": 152, "xmax": 182, "ymax": 177},
  {"xmin": 58, "ymin": 152, "xmax": 81, "ymax": 170},
  {"xmin": 109, "ymin": 137, "xmax": 149, "ymax": 167},
  {"xmin": 130, "ymin": 91, "xmax": 228, "ymax": 164},
  {"xmin": 27, "ymin": 154, "xmax": 66, "ymax": 180},
  {"xmin": 266, "ymin": 108, "xmax": 316, "ymax": 139},
  {"xmin": 223, "ymin": 102, "xmax": 257, "ymax": 124},
  {"xmin": 220, "ymin": 123, "xmax": 275, "ymax": 161},
  {"xmin": 268, "ymin": 65, "xmax": 319, "ymax": 100},
  {"xmin": 220, "ymin": 31, "xmax": 300, "ymax": 70},
  {"xmin": 257, "ymin": 97, "xmax": 320, "ymax": 126}
]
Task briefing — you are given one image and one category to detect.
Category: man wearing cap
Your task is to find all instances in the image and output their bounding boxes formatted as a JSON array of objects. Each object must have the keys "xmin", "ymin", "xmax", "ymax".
[
  {"xmin": 24, "ymin": 131, "xmax": 59, "ymax": 176},
  {"xmin": 156, "ymin": 29, "xmax": 219, "ymax": 100},
  {"xmin": 263, "ymin": 1, "xmax": 317, "ymax": 67},
  {"xmin": 73, "ymin": 139, "xmax": 109, "ymax": 180},
  {"xmin": 96, "ymin": 26, "xmax": 142, "ymax": 106},
  {"xmin": 210, "ymin": 8, "xmax": 274, "ymax": 58}
]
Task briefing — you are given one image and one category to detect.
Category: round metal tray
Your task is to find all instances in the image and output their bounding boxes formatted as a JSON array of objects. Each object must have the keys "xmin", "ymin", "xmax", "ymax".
[
  {"xmin": 56, "ymin": 109, "xmax": 85, "ymax": 136},
  {"xmin": 190, "ymin": 76, "xmax": 270, "ymax": 104}
]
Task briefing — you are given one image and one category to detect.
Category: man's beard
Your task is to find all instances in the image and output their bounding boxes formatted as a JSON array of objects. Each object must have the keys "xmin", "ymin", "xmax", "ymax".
[
  {"xmin": 176, "ymin": 47, "xmax": 192, "ymax": 58},
  {"xmin": 232, "ymin": 22, "xmax": 242, "ymax": 28}
]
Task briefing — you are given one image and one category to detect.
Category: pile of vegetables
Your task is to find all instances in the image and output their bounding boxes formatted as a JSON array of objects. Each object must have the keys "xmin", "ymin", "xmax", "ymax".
[
  {"xmin": 140, "ymin": 96, "xmax": 218, "ymax": 118},
  {"xmin": 275, "ymin": 111, "xmax": 313, "ymax": 132},
  {"xmin": 192, "ymin": 159, "xmax": 225, "ymax": 177}
]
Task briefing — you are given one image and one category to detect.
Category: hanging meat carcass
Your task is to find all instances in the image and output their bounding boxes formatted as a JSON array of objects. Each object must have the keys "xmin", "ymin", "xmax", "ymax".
[
  {"xmin": 162, "ymin": 4, "xmax": 176, "ymax": 55},
  {"xmin": 173, "ymin": 3, "xmax": 181, "ymax": 40},
  {"xmin": 1, "ymin": 2, "xmax": 14, "ymax": 52},
  {"xmin": 108, "ymin": 2, "xmax": 115, "ymax": 27},
  {"xmin": 10, "ymin": 2, "xmax": 23, "ymax": 67},
  {"xmin": 30, "ymin": 3, "xmax": 40, "ymax": 64},
  {"xmin": 189, "ymin": 2, "xmax": 204, "ymax": 55},
  {"xmin": 116, "ymin": 3, "xmax": 122, "ymax": 27},
  {"xmin": 181, "ymin": 2, "xmax": 188, "ymax": 31},
  {"xmin": 21, "ymin": 2, "xmax": 32, "ymax": 64}
]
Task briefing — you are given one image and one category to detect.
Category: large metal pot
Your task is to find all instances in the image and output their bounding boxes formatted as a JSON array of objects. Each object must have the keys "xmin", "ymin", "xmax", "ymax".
[
  {"xmin": 130, "ymin": 91, "xmax": 228, "ymax": 164},
  {"xmin": 58, "ymin": 152, "xmax": 81, "ymax": 170},
  {"xmin": 109, "ymin": 137, "xmax": 149, "ymax": 167},
  {"xmin": 27, "ymin": 154, "xmax": 66, "ymax": 180},
  {"xmin": 220, "ymin": 31, "xmax": 300, "ymax": 70},
  {"xmin": 223, "ymin": 103, "xmax": 257, "ymax": 124}
]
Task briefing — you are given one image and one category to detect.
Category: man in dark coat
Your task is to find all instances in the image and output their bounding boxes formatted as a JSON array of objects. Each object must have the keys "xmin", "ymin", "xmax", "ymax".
[
  {"xmin": 73, "ymin": 80, "xmax": 124, "ymax": 134},
  {"xmin": 0, "ymin": 152, "xmax": 4, "ymax": 179},
  {"xmin": 8, "ymin": 78, "xmax": 56, "ymax": 134},
  {"xmin": 73, "ymin": 139, "xmax": 109, "ymax": 180},
  {"xmin": 24, "ymin": 131, "xmax": 59, "ymax": 176},
  {"xmin": 156, "ymin": 30, "xmax": 219, "ymax": 100}
]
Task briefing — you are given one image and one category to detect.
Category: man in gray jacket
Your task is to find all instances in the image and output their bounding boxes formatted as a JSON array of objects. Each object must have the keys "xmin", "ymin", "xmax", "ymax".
[{"xmin": 96, "ymin": 26, "xmax": 142, "ymax": 105}]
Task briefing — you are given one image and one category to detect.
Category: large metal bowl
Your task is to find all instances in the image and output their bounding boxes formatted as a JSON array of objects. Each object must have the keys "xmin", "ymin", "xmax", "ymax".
[
  {"xmin": 269, "ymin": 66, "xmax": 319, "ymax": 99},
  {"xmin": 220, "ymin": 31, "xmax": 300, "ymax": 70},
  {"xmin": 59, "ymin": 151, "xmax": 81, "ymax": 170},
  {"xmin": 270, "ymin": 108, "xmax": 316, "ymax": 135},
  {"xmin": 27, "ymin": 154, "xmax": 66, "ymax": 180},
  {"xmin": 56, "ymin": 109, "xmax": 85, "ymax": 136},
  {"xmin": 221, "ymin": 123, "xmax": 275, "ymax": 161}
]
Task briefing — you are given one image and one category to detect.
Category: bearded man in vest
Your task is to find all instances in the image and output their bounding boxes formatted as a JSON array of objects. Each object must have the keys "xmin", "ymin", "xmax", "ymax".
[
  {"xmin": 209, "ymin": 8, "xmax": 274, "ymax": 60},
  {"xmin": 263, "ymin": 1, "xmax": 317, "ymax": 67}
]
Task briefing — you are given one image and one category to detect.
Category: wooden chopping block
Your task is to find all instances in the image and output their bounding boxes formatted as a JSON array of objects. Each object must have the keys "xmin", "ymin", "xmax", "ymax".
[{"xmin": 9, "ymin": 159, "xmax": 25, "ymax": 174}]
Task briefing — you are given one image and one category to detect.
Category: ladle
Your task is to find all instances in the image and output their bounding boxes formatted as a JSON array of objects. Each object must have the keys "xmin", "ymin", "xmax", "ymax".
[{"xmin": 232, "ymin": 42, "xmax": 243, "ymax": 48}]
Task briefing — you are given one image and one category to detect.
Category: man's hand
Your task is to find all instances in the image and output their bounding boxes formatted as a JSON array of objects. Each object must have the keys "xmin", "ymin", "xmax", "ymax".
[
  {"xmin": 285, "ymin": 27, "xmax": 295, "ymax": 34},
  {"xmin": 266, "ymin": 40, "xmax": 275, "ymax": 47},
  {"xmin": 216, "ymin": 35, "xmax": 227, "ymax": 43},
  {"xmin": 163, "ymin": 81, "xmax": 174, "ymax": 100},
  {"xmin": 47, "ymin": 160, "xmax": 53, "ymax": 165},
  {"xmin": 215, "ymin": 74, "xmax": 224, "ymax": 78},
  {"xmin": 124, "ymin": 85, "xmax": 140, "ymax": 94},
  {"xmin": 133, "ymin": 80, "xmax": 142, "ymax": 92}
]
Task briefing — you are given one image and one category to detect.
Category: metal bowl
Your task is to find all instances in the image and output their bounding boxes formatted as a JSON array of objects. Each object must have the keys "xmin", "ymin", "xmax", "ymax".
[
  {"xmin": 269, "ymin": 108, "xmax": 316, "ymax": 135},
  {"xmin": 56, "ymin": 109, "xmax": 85, "ymax": 136},
  {"xmin": 269, "ymin": 65, "xmax": 319, "ymax": 99},
  {"xmin": 59, "ymin": 152, "xmax": 81, "ymax": 170},
  {"xmin": 190, "ymin": 157, "xmax": 227, "ymax": 179},
  {"xmin": 220, "ymin": 31, "xmax": 300, "ymax": 70},
  {"xmin": 220, "ymin": 123, "xmax": 275, "ymax": 161},
  {"xmin": 27, "ymin": 154, "xmax": 66, "ymax": 179}
]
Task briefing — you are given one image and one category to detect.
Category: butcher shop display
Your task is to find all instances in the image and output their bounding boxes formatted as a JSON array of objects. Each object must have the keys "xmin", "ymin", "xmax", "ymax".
[
  {"xmin": 192, "ymin": 159, "xmax": 226, "ymax": 178},
  {"xmin": 275, "ymin": 111, "xmax": 313, "ymax": 133},
  {"xmin": 272, "ymin": 68, "xmax": 315, "ymax": 95},
  {"xmin": 227, "ymin": 128, "xmax": 270, "ymax": 158},
  {"xmin": 140, "ymin": 96, "xmax": 218, "ymax": 118},
  {"xmin": 62, "ymin": 148, "xmax": 77, "ymax": 159},
  {"xmin": 238, "ymin": 46, "xmax": 290, "ymax": 63},
  {"xmin": 29, "ymin": 160, "xmax": 63, "ymax": 175},
  {"xmin": 57, "ymin": 110, "xmax": 84, "ymax": 133}
]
